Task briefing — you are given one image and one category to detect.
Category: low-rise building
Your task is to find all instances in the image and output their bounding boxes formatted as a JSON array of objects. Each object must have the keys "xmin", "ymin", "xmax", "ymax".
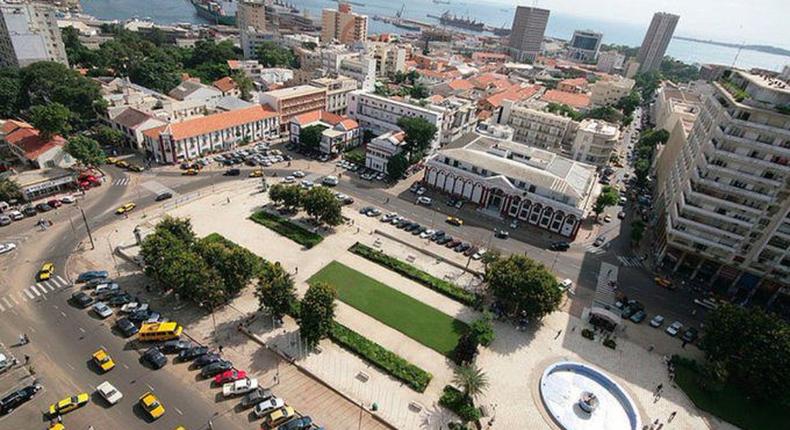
[
  {"xmin": 9, "ymin": 167, "xmax": 77, "ymax": 201},
  {"xmin": 310, "ymin": 76, "xmax": 358, "ymax": 115},
  {"xmin": 365, "ymin": 130, "xmax": 405, "ymax": 173},
  {"xmin": 98, "ymin": 77, "xmax": 208, "ymax": 123},
  {"xmin": 288, "ymin": 110, "xmax": 360, "ymax": 155},
  {"xmin": 590, "ymin": 75, "xmax": 636, "ymax": 107},
  {"xmin": 168, "ymin": 80, "xmax": 224, "ymax": 105},
  {"xmin": 500, "ymin": 102, "xmax": 574, "ymax": 154},
  {"xmin": 557, "ymin": 77, "xmax": 588, "ymax": 93},
  {"xmin": 436, "ymin": 97, "xmax": 478, "ymax": 146},
  {"xmin": 1, "ymin": 120, "xmax": 74, "ymax": 169},
  {"xmin": 143, "ymin": 105, "xmax": 279, "ymax": 164},
  {"xmin": 541, "ymin": 89, "xmax": 591, "ymax": 111},
  {"xmin": 423, "ymin": 132, "xmax": 597, "ymax": 239},
  {"xmin": 105, "ymin": 107, "xmax": 168, "ymax": 151},
  {"xmin": 212, "ymin": 77, "xmax": 240, "ymax": 97},
  {"xmin": 569, "ymin": 119, "xmax": 619, "ymax": 166},
  {"xmin": 260, "ymin": 85, "xmax": 327, "ymax": 130}
]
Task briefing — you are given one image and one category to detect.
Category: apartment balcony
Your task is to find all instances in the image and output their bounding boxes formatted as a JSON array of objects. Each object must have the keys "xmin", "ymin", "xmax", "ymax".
[
  {"xmin": 715, "ymin": 126, "xmax": 790, "ymax": 160},
  {"xmin": 705, "ymin": 163, "xmax": 784, "ymax": 188},
  {"xmin": 704, "ymin": 138, "xmax": 790, "ymax": 173},
  {"xmin": 685, "ymin": 187, "xmax": 763, "ymax": 215},
  {"xmin": 680, "ymin": 194, "xmax": 753, "ymax": 228},
  {"xmin": 666, "ymin": 225, "xmax": 737, "ymax": 253},
  {"xmin": 722, "ymin": 108, "xmax": 790, "ymax": 143},
  {"xmin": 692, "ymin": 170, "xmax": 774, "ymax": 203},
  {"xmin": 672, "ymin": 211, "xmax": 745, "ymax": 241}
]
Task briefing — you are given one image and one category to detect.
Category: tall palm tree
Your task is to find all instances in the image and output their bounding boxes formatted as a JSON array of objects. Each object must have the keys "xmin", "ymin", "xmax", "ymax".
[{"xmin": 452, "ymin": 364, "xmax": 489, "ymax": 400}]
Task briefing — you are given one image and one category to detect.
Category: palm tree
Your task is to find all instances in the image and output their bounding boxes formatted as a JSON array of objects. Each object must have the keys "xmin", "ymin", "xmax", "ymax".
[{"xmin": 452, "ymin": 364, "xmax": 489, "ymax": 400}]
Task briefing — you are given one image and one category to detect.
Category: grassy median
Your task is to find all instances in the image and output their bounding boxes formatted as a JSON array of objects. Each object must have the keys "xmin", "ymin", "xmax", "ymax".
[
  {"xmin": 250, "ymin": 210, "xmax": 323, "ymax": 249},
  {"xmin": 309, "ymin": 261, "xmax": 467, "ymax": 356}
]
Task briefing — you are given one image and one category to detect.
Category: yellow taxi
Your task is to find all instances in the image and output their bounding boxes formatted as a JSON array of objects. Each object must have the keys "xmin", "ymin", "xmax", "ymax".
[
  {"xmin": 48, "ymin": 393, "xmax": 89, "ymax": 416},
  {"xmin": 182, "ymin": 168, "xmax": 198, "ymax": 176},
  {"xmin": 37, "ymin": 262, "xmax": 55, "ymax": 281},
  {"xmin": 115, "ymin": 202, "xmax": 136, "ymax": 214},
  {"xmin": 249, "ymin": 170, "xmax": 264, "ymax": 178},
  {"xmin": 49, "ymin": 424, "xmax": 65, "ymax": 430},
  {"xmin": 139, "ymin": 391, "xmax": 165, "ymax": 420},
  {"xmin": 127, "ymin": 164, "xmax": 144, "ymax": 172},
  {"xmin": 174, "ymin": 427, "xmax": 187, "ymax": 430},
  {"xmin": 446, "ymin": 216, "xmax": 464, "ymax": 226},
  {"xmin": 92, "ymin": 347, "xmax": 115, "ymax": 372},
  {"xmin": 106, "ymin": 157, "xmax": 118, "ymax": 165},
  {"xmin": 115, "ymin": 160, "xmax": 130, "ymax": 168}
]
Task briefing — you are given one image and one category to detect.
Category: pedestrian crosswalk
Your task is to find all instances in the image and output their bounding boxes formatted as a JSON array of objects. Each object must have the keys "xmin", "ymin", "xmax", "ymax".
[
  {"xmin": 593, "ymin": 262, "xmax": 618, "ymax": 307},
  {"xmin": 585, "ymin": 245, "xmax": 607, "ymax": 255},
  {"xmin": 617, "ymin": 255, "xmax": 645, "ymax": 268},
  {"xmin": 0, "ymin": 275, "xmax": 70, "ymax": 312},
  {"xmin": 113, "ymin": 178, "xmax": 130, "ymax": 186}
]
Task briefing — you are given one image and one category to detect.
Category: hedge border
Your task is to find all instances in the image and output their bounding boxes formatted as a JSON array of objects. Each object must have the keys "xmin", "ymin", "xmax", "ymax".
[
  {"xmin": 349, "ymin": 242, "xmax": 479, "ymax": 306},
  {"xmin": 249, "ymin": 211, "xmax": 323, "ymax": 249},
  {"xmin": 438, "ymin": 385, "xmax": 481, "ymax": 422}
]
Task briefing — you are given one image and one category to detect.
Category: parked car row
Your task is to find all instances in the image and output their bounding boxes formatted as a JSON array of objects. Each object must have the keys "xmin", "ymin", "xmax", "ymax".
[
  {"xmin": 614, "ymin": 295, "xmax": 700, "ymax": 344},
  {"xmin": 286, "ymin": 142, "xmax": 332, "ymax": 162},
  {"xmin": 0, "ymin": 194, "xmax": 78, "ymax": 227}
]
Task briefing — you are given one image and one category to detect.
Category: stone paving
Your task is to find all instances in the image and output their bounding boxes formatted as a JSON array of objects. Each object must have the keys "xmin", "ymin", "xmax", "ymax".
[{"xmin": 74, "ymin": 177, "xmax": 742, "ymax": 430}]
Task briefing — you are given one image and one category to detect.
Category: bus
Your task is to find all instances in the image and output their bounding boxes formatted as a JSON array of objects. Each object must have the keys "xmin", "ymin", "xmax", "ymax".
[{"xmin": 137, "ymin": 322, "xmax": 183, "ymax": 342}]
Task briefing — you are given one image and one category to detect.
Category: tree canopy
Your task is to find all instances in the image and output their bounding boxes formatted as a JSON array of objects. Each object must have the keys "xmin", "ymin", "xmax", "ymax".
[
  {"xmin": 255, "ymin": 264, "xmax": 297, "ymax": 320},
  {"xmin": 386, "ymin": 152, "xmax": 410, "ymax": 180},
  {"xmin": 302, "ymin": 186, "xmax": 343, "ymax": 226},
  {"xmin": 397, "ymin": 117, "xmax": 437, "ymax": 162},
  {"xmin": 0, "ymin": 178, "xmax": 22, "ymax": 202},
  {"xmin": 298, "ymin": 282, "xmax": 337, "ymax": 349},
  {"xmin": 299, "ymin": 125, "xmax": 327, "ymax": 150},
  {"xmin": 485, "ymin": 254, "xmax": 562, "ymax": 322},
  {"xmin": 65, "ymin": 135, "xmax": 106, "ymax": 166},
  {"xmin": 29, "ymin": 103, "xmax": 71, "ymax": 139},
  {"xmin": 255, "ymin": 41, "xmax": 297, "ymax": 68},
  {"xmin": 593, "ymin": 185, "xmax": 619, "ymax": 216}
]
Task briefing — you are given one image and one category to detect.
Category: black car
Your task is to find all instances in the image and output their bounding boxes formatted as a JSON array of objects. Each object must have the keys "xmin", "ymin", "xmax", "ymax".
[
  {"xmin": 455, "ymin": 243, "xmax": 471, "ymax": 253},
  {"xmin": 241, "ymin": 387, "xmax": 274, "ymax": 408},
  {"xmin": 681, "ymin": 328, "xmax": 699, "ymax": 343},
  {"xmin": 194, "ymin": 353, "xmax": 222, "ymax": 368},
  {"xmin": 71, "ymin": 291, "xmax": 94, "ymax": 308},
  {"xmin": 550, "ymin": 241, "xmax": 571, "ymax": 251},
  {"xmin": 108, "ymin": 293, "xmax": 133, "ymax": 306},
  {"xmin": 200, "ymin": 360, "xmax": 233, "ymax": 378},
  {"xmin": 178, "ymin": 346, "xmax": 209, "ymax": 361},
  {"xmin": 128, "ymin": 309, "xmax": 156, "ymax": 324},
  {"xmin": 0, "ymin": 383, "xmax": 41, "ymax": 415},
  {"xmin": 280, "ymin": 416, "xmax": 313, "ymax": 430},
  {"xmin": 161, "ymin": 340, "xmax": 193, "ymax": 354},
  {"xmin": 116, "ymin": 318, "xmax": 138, "ymax": 337},
  {"xmin": 35, "ymin": 203, "xmax": 53, "ymax": 212},
  {"xmin": 494, "ymin": 229, "xmax": 509, "ymax": 239},
  {"xmin": 431, "ymin": 231, "xmax": 446, "ymax": 241},
  {"xmin": 142, "ymin": 347, "xmax": 167, "ymax": 369},
  {"xmin": 446, "ymin": 239, "xmax": 462, "ymax": 248},
  {"xmin": 621, "ymin": 300, "xmax": 644, "ymax": 319},
  {"xmin": 22, "ymin": 206, "xmax": 37, "ymax": 217},
  {"xmin": 155, "ymin": 192, "xmax": 173, "ymax": 201},
  {"xmin": 224, "ymin": 168, "xmax": 241, "ymax": 176},
  {"xmin": 411, "ymin": 226, "xmax": 426, "ymax": 235},
  {"xmin": 436, "ymin": 236, "xmax": 452, "ymax": 245}
]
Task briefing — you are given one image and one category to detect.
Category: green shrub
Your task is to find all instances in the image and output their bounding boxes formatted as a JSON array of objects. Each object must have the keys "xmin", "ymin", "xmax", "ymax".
[
  {"xmin": 439, "ymin": 385, "xmax": 481, "ymax": 422},
  {"xmin": 603, "ymin": 338, "xmax": 616, "ymax": 349},
  {"xmin": 329, "ymin": 322, "xmax": 432, "ymax": 392},
  {"xmin": 349, "ymin": 242, "xmax": 479, "ymax": 306},
  {"xmin": 250, "ymin": 211, "xmax": 323, "ymax": 248},
  {"xmin": 581, "ymin": 328, "xmax": 595, "ymax": 340}
]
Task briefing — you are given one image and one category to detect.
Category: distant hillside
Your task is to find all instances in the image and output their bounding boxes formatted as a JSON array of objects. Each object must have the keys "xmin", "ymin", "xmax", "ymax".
[{"xmin": 674, "ymin": 36, "xmax": 790, "ymax": 58}]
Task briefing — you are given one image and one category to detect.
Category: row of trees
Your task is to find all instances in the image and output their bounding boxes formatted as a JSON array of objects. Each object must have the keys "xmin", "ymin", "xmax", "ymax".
[
  {"xmin": 268, "ymin": 184, "xmax": 343, "ymax": 227},
  {"xmin": 593, "ymin": 185, "xmax": 620, "ymax": 218},
  {"xmin": 633, "ymin": 128, "xmax": 670, "ymax": 186},
  {"xmin": 140, "ymin": 217, "xmax": 259, "ymax": 309}
]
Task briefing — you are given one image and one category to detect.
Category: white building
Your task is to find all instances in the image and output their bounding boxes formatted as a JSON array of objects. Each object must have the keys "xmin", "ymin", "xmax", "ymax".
[
  {"xmin": 310, "ymin": 75, "xmax": 358, "ymax": 115},
  {"xmin": 365, "ymin": 130, "xmax": 406, "ymax": 173},
  {"xmin": 365, "ymin": 42, "xmax": 407, "ymax": 77},
  {"xmin": 338, "ymin": 55, "xmax": 376, "ymax": 92},
  {"xmin": 596, "ymin": 51, "xmax": 625, "ymax": 74},
  {"xmin": 0, "ymin": 1, "xmax": 67, "ymax": 67},
  {"xmin": 105, "ymin": 107, "xmax": 167, "ymax": 152},
  {"xmin": 289, "ymin": 110, "xmax": 360, "ymax": 155},
  {"xmin": 500, "ymin": 101, "xmax": 575, "ymax": 155},
  {"xmin": 436, "ymin": 96, "xmax": 478, "ymax": 146},
  {"xmin": 567, "ymin": 30, "xmax": 602, "ymax": 62},
  {"xmin": 652, "ymin": 81, "xmax": 707, "ymax": 133},
  {"xmin": 168, "ymin": 80, "xmax": 224, "ymax": 106},
  {"xmin": 569, "ymin": 119, "xmax": 619, "ymax": 167},
  {"xmin": 590, "ymin": 76, "xmax": 635, "ymax": 107},
  {"xmin": 240, "ymin": 29, "xmax": 277, "ymax": 59},
  {"xmin": 423, "ymin": 133, "xmax": 597, "ymax": 239}
]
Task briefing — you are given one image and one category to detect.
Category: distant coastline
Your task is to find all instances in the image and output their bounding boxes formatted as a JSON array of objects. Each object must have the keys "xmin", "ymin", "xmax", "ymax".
[{"xmin": 674, "ymin": 36, "xmax": 790, "ymax": 59}]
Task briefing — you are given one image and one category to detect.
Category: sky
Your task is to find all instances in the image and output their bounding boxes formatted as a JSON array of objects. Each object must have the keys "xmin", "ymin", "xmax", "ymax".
[{"xmin": 492, "ymin": 0, "xmax": 790, "ymax": 48}]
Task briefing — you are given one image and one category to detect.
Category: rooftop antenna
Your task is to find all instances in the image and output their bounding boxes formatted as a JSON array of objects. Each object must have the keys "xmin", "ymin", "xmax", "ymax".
[{"xmin": 730, "ymin": 25, "xmax": 745, "ymax": 69}]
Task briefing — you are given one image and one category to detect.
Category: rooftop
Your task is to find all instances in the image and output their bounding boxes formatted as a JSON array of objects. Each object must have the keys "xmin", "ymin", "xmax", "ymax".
[
  {"xmin": 262, "ymin": 85, "xmax": 326, "ymax": 99},
  {"xmin": 212, "ymin": 76, "xmax": 237, "ymax": 93},
  {"xmin": 541, "ymin": 90, "xmax": 591, "ymax": 109},
  {"xmin": 143, "ymin": 105, "xmax": 278, "ymax": 141},
  {"xmin": 1, "ymin": 120, "xmax": 67, "ymax": 160}
]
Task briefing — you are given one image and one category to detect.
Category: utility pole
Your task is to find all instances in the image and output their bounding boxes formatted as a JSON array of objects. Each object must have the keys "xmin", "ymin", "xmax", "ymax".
[{"xmin": 79, "ymin": 205, "xmax": 95, "ymax": 249}]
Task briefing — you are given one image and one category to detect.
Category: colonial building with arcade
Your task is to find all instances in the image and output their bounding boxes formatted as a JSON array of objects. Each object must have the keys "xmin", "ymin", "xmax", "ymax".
[{"xmin": 422, "ymin": 133, "xmax": 598, "ymax": 239}]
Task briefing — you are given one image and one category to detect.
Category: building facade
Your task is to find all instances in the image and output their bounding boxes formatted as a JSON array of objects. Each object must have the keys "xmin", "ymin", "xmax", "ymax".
[
  {"xmin": 320, "ymin": 4, "xmax": 368, "ymax": 45},
  {"xmin": 0, "ymin": 1, "xmax": 67, "ymax": 67},
  {"xmin": 655, "ymin": 69, "xmax": 790, "ymax": 298},
  {"xmin": 365, "ymin": 130, "xmax": 405, "ymax": 173},
  {"xmin": 366, "ymin": 42, "xmax": 407, "ymax": 77},
  {"xmin": 260, "ymin": 85, "xmax": 328, "ymax": 129},
  {"xmin": 636, "ymin": 12, "xmax": 679, "ymax": 73},
  {"xmin": 500, "ymin": 102, "xmax": 574, "ymax": 154},
  {"xmin": 338, "ymin": 55, "xmax": 376, "ymax": 91},
  {"xmin": 508, "ymin": 6, "xmax": 550, "ymax": 63},
  {"xmin": 437, "ymin": 97, "xmax": 478, "ymax": 146},
  {"xmin": 237, "ymin": 0, "xmax": 266, "ymax": 32},
  {"xmin": 288, "ymin": 110, "xmax": 360, "ymax": 155},
  {"xmin": 423, "ymin": 133, "xmax": 597, "ymax": 239},
  {"xmin": 143, "ymin": 105, "xmax": 279, "ymax": 164},
  {"xmin": 596, "ymin": 50, "xmax": 625, "ymax": 74},
  {"xmin": 569, "ymin": 119, "xmax": 619, "ymax": 166},
  {"xmin": 310, "ymin": 75, "xmax": 358, "ymax": 115},
  {"xmin": 590, "ymin": 76, "xmax": 636, "ymax": 107},
  {"xmin": 567, "ymin": 30, "xmax": 602, "ymax": 62}
]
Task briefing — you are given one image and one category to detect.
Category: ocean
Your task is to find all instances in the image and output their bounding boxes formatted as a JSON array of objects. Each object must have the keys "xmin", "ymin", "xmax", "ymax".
[{"xmin": 80, "ymin": 0, "xmax": 790, "ymax": 72}]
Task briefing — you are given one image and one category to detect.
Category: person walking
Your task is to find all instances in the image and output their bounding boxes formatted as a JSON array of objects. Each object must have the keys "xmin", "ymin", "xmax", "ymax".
[
  {"xmin": 668, "ymin": 411, "xmax": 677, "ymax": 422},
  {"xmin": 24, "ymin": 355, "xmax": 30, "ymax": 364}
]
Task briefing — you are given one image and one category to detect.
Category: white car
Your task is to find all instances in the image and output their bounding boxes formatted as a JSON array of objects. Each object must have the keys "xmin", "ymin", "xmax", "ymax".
[
  {"xmin": 95, "ymin": 282, "xmax": 120, "ymax": 295},
  {"xmin": 282, "ymin": 176, "xmax": 295, "ymax": 183},
  {"xmin": 253, "ymin": 397, "xmax": 285, "ymax": 418},
  {"xmin": 419, "ymin": 229, "xmax": 435, "ymax": 239},
  {"xmin": 93, "ymin": 302, "xmax": 113, "ymax": 319},
  {"xmin": 7, "ymin": 210, "xmax": 23, "ymax": 220},
  {"xmin": 292, "ymin": 171, "xmax": 306, "ymax": 178},
  {"xmin": 96, "ymin": 381, "xmax": 123, "ymax": 405},
  {"xmin": 0, "ymin": 243, "xmax": 16, "ymax": 255},
  {"xmin": 222, "ymin": 377, "xmax": 258, "ymax": 397},
  {"xmin": 650, "ymin": 315, "xmax": 665, "ymax": 328},
  {"xmin": 121, "ymin": 302, "xmax": 149, "ymax": 314},
  {"xmin": 416, "ymin": 196, "xmax": 432, "ymax": 205},
  {"xmin": 322, "ymin": 176, "xmax": 338, "ymax": 186},
  {"xmin": 472, "ymin": 249, "xmax": 486, "ymax": 260},
  {"xmin": 60, "ymin": 195, "xmax": 76, "ymax": 204},
  {"xmin": 665, "ymin": 321, "xmax": 683, "ymax": 336},
  {"xmin": 0, "ymin": 353, "xmax": 12, "ymax": 373},
  {"xmin": 559, "ymin": 279, "xmax": 573, "ymax": 292},
  {"xmin": 300, "ymin": 180, "xmax": 314, "ymax": 189}
]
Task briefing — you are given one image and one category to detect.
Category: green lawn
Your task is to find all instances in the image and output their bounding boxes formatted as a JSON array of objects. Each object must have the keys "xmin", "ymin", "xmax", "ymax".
[
  {"xmin": 308, "ymin": 261, "xmax": 467, "ymax": 356},
  {"xmin": 674, "ymin": 360, "xmax": 787, "ymax": 430},
  {"xmin": 249, "ymin": 211, "xmax": 323, "ymax": 249}
]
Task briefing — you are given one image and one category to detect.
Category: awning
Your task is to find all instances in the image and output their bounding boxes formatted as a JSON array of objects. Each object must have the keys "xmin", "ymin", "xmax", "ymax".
[{"xmin": 589, "ymin": 306, "xmax": 622, "ymax": 325}]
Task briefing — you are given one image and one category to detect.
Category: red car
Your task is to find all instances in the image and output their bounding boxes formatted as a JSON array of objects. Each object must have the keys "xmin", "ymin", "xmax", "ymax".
[
  {"xmin": 213, "ymin": 369, "xmax": 247, "ymax": 385},
  {"xmin": 46, "ymin": 199, "xmax": 63, "ymax": 208}
]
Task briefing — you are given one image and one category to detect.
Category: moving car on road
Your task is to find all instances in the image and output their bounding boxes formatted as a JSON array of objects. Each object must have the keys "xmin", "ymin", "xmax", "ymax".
[
  {"xmin": 92, "ymin": 347, "xmax": 115, "ymax": 372},
  {"xmin": 0, "ymin": 243, "xmax": 16, "ymax": 255},
  {"xmin": 139, "ymin": 392, "xmax": 165, "ymax": 420},
  {"xmin": 115, "ymin": 202, "xmax": 136, "ymax": 214},
  {"xmin": 48, "ymin": 393, "xmax": 89, "ymax": 417},
  {"xmin": 446, "ymin": 216, "xmax": 463, "ymax": 226},
  {"xmin": 37, "ymin": 262, "xmax": 54, "ymax": 281},
  {"xmin": 96, "ymin": 381, "xmax": 122, "ymax": 405}
]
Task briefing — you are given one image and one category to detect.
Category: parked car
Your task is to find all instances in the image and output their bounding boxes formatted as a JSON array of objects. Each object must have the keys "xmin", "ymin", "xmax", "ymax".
[
  {"xmin": 446, "ymin": 216, "xmax": 463, "ymax": 226},
  {"xmin": 224, "ymin": 168, "xmax": 241, "ymax": 176},
  {"xmin": 214, "ymin": 369, "xmax": 248, "ymax": 385},
  {"xmin": 321, "ymin": 176, "xmax": 338, "ymax": 186},
  {"xmin": 649, "ymin": 315, "xmax": 665, "ymax": 328},
  {"xmin": 222, "ymin": 378, "xmax": 258, "ymax": 397},
  {"xmin": 593, "ymin": 236, "xmax": 606, "ymax": 247},
  {"xmin": 621, "ymin": 300, "xmax": 644, "ymax": 319},
  {"xmin": 92, "ymin": 302, "xmax": 113, "ymax": 319},
  {"xmin": 35, "ymin": 203, "xmax": 53, "ymax": 212},
  {"xmin": 7, "ymin": 210, "xmax": 23, "ymax": 220},
  {"xmin": 494, "ymin": 229, "xmax": 509, "ymax": 239},
  {"xmin": 161, "ymin": 340, "xmax": 193, "ymax": 354},
  {"xmin": 550, "ymin": 241, "xmax": 570, "ymax": 251},
  {"xmin": 416, "ymin": 196, "xmax": 432, "ymax": 205},
  {"xmin": 280, "ymin": 416, "xmax": 314, "ymax": 430},
  {"xmin": 241, "ymin": 387, "xmax": 273, "ymax": 408},
  {"xmin": 0, "ymin": 243, "xmax": 16, "ymax": 255},
  {"xmin": 115, "ymin": 318, "xmax": 138, "ymax": 337},
  {"xmin": 0, "ymin": 215, "xmax": 10, "ymax": 226},
  {"xmin": 681, "ymin": 328, "xmax": 699, "ymax": 343},
  {"xmin": 155, "ymin": 192, "xmax": 173, "ymax": 201},
  {"xmin": 70, "ymin": 291, "xmax": 93, "ymax": 308},
  {"xmin": 107, "ymin": 293, "xmax": 132, "ymax": 306},
  {"xmin": 22, "ymin": 206, "xmax": 37, "ymax": 217},
  {"xmin": 178, "ymin": 346, "xmax": 209, "ymax": 361},
  {"xmin": 253, "ymin": 397, "xmax": 285, "ymax": 418},
  {"xmin": 142, "ymin": 347, "xmax": 167, "ymax": 369},
  {"xmin": 0, "ymin": 383, "xmax": 41, "ymax": 415},
  {"xmin": 194, "ymin": 353, "xmax": 222, "ymax": 368},
  {"xmin": 665, "ymin": 321, "xmax": 683, "ymax": 337},
  {"xmin": 629, "ymin": 310, "xmax": 647, "ymax": 323},
  {"xmin": 77, "ymin": 270, "xmax": 108, "ymax": 283},
  {"xmin": 200, "ymin": 360, "xmax": 233, "ymax": 378}
]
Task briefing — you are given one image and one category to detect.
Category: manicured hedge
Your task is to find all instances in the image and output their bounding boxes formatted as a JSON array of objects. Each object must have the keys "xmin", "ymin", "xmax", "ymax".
[
  {"xmin": 439, "ymin": 385, "xmax": 481, "ymax": 422},
  {"xmin": 349, "ymin": 242, "xmax": 479, "ymax": 306},
  {"xmin": 250, "ymin": 211, "xmax": 323, "ymax": 249},
  {"xmin": 329, "ymin": 322, "xmax": 432, "ymax": 393}
]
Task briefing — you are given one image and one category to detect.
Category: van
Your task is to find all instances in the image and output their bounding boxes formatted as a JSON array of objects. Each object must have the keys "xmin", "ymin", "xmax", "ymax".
[{"xmin": 137, "ymin": 322, "xmax": 183, "ymax": 342}]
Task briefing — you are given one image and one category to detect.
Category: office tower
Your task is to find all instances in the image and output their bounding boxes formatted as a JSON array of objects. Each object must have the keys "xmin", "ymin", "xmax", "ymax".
[
  {"xmin": 637, "ymin": 12, "xmax": 679, "ymax": 73},
  {"xmin": 0, "ymin": 1, "xmax": 67, "ymax": 67},
  {"xmin": 568, "ymin": 30, "xmax": 602, "ymax": 62},
  {"xmin": 508, "ymin": 6, "xmax": 550, "ymax": 63},
  {"xmin": 655, "ymin": 69, "xmax": 790, "ymax": 297},
  {"xmin": 320, "ymin": 3, "xmax": 368, "ymax": 46},
  {"xmin": 237, "ymin": 0, "xmax": 266, "ymax": 32}
]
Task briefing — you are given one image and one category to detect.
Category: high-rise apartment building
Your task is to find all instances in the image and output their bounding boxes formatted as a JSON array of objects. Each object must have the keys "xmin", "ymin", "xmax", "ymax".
[
  {"xmin": 567, "ymin": 30, "xmax": 602, "ymax": 62},
  {"xmin": 0, "ymin": 0, "xmax": 67, "ymax": 67},
  {"xmin": 655, "ymin": 69, "xmax": 790, "ymax": 298},
  {"xmin": 237, "ymin": 0, "xmax": 266, "ymax": 32},
  {"xmin": 636, "ymin": 12, "xmax": 679, "ymax": 73},
  {"xmin": 508, "ymin": 6, "xmax": 550, "ymax": 63},
  {"xmin": 320, "ymin": 4, "xmax": 368, "ymax": 46}
]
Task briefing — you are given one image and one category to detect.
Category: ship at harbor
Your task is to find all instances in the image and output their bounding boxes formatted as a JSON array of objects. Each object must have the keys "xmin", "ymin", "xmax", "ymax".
[
  {"xmin": 191, "ymin": 0, "xmax": 237, "ymax": 26},
  {"xmin": 437, "ymin": 10, "xmax": 484, "ymax": 31}
]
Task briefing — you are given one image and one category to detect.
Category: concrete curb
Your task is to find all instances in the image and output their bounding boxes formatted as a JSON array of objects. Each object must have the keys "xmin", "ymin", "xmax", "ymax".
[
  {"xmin": 238, "ymin": 325, "xmax": 399, "ymax": 430},
  {"xmin": 373, "ymin": 229, "xmax": 483, "ymax": 277}
]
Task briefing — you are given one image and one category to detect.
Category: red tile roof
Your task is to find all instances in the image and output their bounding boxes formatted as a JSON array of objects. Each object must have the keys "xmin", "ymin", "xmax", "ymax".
[
  {"xmin": 2, "ymin": 120, "xmax": 67, "ymax": 160},
  {"xmin": 144, "ymin": 105, "xmax": 278, "ymax": 141},
  {"xmin": 227, "ymin": 60, "xmax": 240, "ymax": 69},
  {"xmin": 483, "ymin": 85, "xmax": 542, "ymax": 108},
  {"xmin": 541, "ymin": 90, "xmax": 591, "ymax": 109},
  {"xmin": 213, "ymin": 77, "xmax": 237, "ymax": 93},
  {"xmin": 291, "ymin": 110, "xmax": 343, "ymax": 127},
  {"xmin": 447, "ymin": 79, "xmax": 474, "ymax": 91},
  {"xmin": 337, "ymin": 118, "xmax": 359, "ymax": 130},
  {"xmin": 559, "ymin": 77, "xmax": 588, "ymax": 88}
]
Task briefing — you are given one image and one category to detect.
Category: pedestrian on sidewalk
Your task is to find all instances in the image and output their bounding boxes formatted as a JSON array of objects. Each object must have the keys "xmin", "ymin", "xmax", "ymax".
[
  {"xmin": 295, "ymin": 267, "xmax": 299, "ymax": 274},
  {"xmin": 668, "ymin": 411, "xmax": 677, "ymax": 422},
  {"xmin": 554, "ymin": 329, "xmax": 562, "ymax": 339},
  {"xmin": 218, "ymin": 345, "xmax": 223, "ymax": 353},
  {"xmin": 227, "ymin": 197, "xmax": 231, "ymax": 204},
  {"xmin": 24, "ymin": 355, "xmax": 30, "ymax": 364}
]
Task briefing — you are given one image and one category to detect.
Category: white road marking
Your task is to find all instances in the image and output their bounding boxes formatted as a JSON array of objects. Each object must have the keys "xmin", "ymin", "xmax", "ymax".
[
  {"xmin": 56, "ymin": 275, "xmax": 68, "ymax": 286},
  {"xmin": 122, "ymin": 364, "xmax": 129, "ymax": 369},
  {"xmin": 0, "ymin": 302, "xmax": 5, "ymax": 312},
  {"xmin": 78, "ymin": 327, "xmax": 86, "ymax": 333},
  {"xmin": 146, "ymin": 383, "xmax": 155, "ymax": 392},
  {"xmin": 66, "ymin": 363, "xmax": 75, "ymax": 370},
  {"xmin": 46, "ymin": 280, "xmax": 58, "ymax": 290},
  {"xmin": 11, "ymin": 296, "xmax": 18, "ymax": 305},
  {"xmin": 2, "ymin": 297, "xmax": 12, "ymax": 308},
  {"xmin": 174, "ymin": 407, "xmax": 183, "ymax": 415},
  {"xmin": 52, "ymin": 304, "xmax": 58, "ymax": 309},
  {"xmin": 60, "ymin": 311, "xmax": 67, "ymax": 317},
  {"xmin": 28, "ymin": 288, "xmax": 39, "ymax": 298},
  {"xmin": 34, "ymin": 284, "xmax": 47, "ymax": 295},
  {"xmin": 23, "ymin": 290, "xmax": 34, "ymax": 300}
]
